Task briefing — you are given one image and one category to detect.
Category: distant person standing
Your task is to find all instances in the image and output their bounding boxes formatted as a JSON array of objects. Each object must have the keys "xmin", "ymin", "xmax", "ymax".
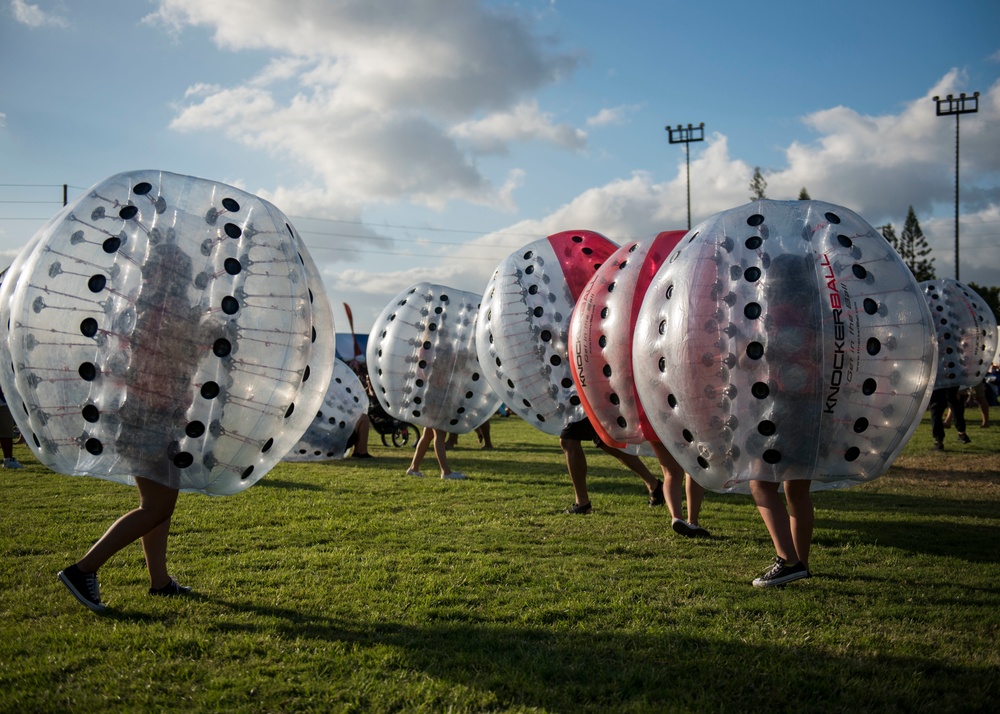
[{"xmin": 0, "ymin": 388, "xmax": 23, "ymax": 470}]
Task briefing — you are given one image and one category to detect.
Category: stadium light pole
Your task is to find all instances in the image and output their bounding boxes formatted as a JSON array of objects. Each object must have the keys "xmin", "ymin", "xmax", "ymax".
[
  {"xmin": 933, "ymin": 91, "xmax": 979, "ymax": 280},
  {"xmin": 666, "ymin": 122, "xmax": 705, "ymax": 230}
]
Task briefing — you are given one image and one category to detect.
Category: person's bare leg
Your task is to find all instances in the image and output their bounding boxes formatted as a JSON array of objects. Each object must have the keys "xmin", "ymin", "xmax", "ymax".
[
  {"xmin": 141, "ymin": 518, "xmax": 173, "ymax": 589},
  {"xmin": 354, "ymin": 414, "xmax": 371, "ymax": 456},
  {"xmin": 477, "ymin": 422, "xmax": 494, "ymax": 449},
  {"xmin": 650, "ymin": 441, "xmax": 683, "ymax": 520},
  {"xmin": 599, "ymin": 442, "xmax": 660, "ymax": 494},
  {"xmin": 686, "ymin": 476, "xmax": 705, "ymax": 526},
  {"xmin": 784, "ymin": 479, "xmax": 813, "ymax": 570},
  {"xmin": 409, "ymin": 427, "xmax": 434, "ymax": 472},
  {"xmin": 432, "ymin": 429, "xmax": 455, "ymax": 476},
  {"xmin": 77, "ymin": 477, "xmax": 178, "ymax": 574},
  {"xmin": 749, "ymin": 480, "xmax": 798, "ymax": 564},
  {"xmin": 561, "ymin": 438, "xmax": 589, "ymax": 506}
]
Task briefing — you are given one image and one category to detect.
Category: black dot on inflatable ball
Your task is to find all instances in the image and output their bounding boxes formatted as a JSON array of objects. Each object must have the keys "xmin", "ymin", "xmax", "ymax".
[
  {"xmin": 747, "ymin": 214, "xmax": 765, "ymax": 227},
  {"xmin": 569, "ymin": 396, "xmax": 580, "ymax": 406},
  {"xmin": 222, "ymin": 197, "xmax": 241, "ymax": 212},
  {"xmin": 213, "ymin": 338, "xmax": 232, "ymax": 357},
  {"xmin": 79, "ymin": 362, "xmax": 98, "ymax": 381},
  {"xmin": 449, "ymin": 419, "xmax": 459, "ymax": 426},
  {"xmin": 412, "ymin": 410, "xmax": 421, "ymax": 418},
  {"xmin": 658, "ymin": 357, "xmax": 666, "ymax": 373},
  {"xmin": 561, "ymin": 378, "xmax": 573, "ymax": 388},
  {"xmin": 185, "ymin": 421, "xmax": 206, "ymax": 438},
  {"xmin": 852, "ymin": 264, "xmax": 868, "ymax": 280},
  {"xmin": 600, "ymin": 307, "xmax": 610, "ymax": 319},
  {"xmin": 746, "ymin": 342, "xmax": 764, "ymax": 360},
  {"xmin": 751, "ymin": 382, "xmax": 770, "ymax": 399},
  {"xmin": 82, "ymin": 404, "xmax": 100, "ymax": 423},
  {"xmin": 837, "ymin": 234, "xmax": 853, "ymax": 248},
  {"xmin": 133, "ymin": 182, "xmax": 153, "ymax": 195},
  {"xmin": 472, "ymin": 373, "xmax": 480, "ymax": 381},
  {"xmin": 853, "ymin": 417, "xmax": 869, "ymax": 433},
  {"xmin": 697, "ymin": 456, "xmax": 709, "ymax": 469},
  {"xmin": 221, "ymin": 296, "xmax": 240, "ymax": 315},
  {"xmin": 744, "ymin": 303, "xmax": 762, "ymax": 320},
  {"xmin": 610, "ymin": 393, "xmax": 620, "ymax": 405},
  {"xmin": 540, "ymin": 330, "xmax": 552, "ymax": 342},
  {"xmin": 285, "ymin": 403, "xmax": 295, "ymax": 418},
  {"xmin": 762, "ymin": 449, "xmax": 781, "ymax": 464},
  {"xmin": 241, "ymin": 465, "xmax": 255, "ymax": 480},
  {"xmin": 744, "ymin": 267, "xmax": 761, "ymax": 283},
  {"xmin": 866, "ymin": 337, "xmax": 881, "ymax": 356},
  {"xmin": 118, "ymin": 205, "xmax": 139, "ymax": 220},
  {"xmin": 465, "ymin": 391, "xmax": 474, "ymax": 399},
  {"xmin": 85, "ymin": 438, "xmax": 103, "ymax": 455},
  {"xmin": 261, "ymin": 438, "xmax": 274, "ymax": 453},
  {"xmin": 667, "ymin": 394, "xmax": 677, "ymax": 409},
  {"xmin": 682, "ymin": 429, "xmax": 694, "ymax": 443},
  {"xmin": 862, "ymin": 378, "xmax": 877, "ymax": 396},
  {"xmin": 224, "ymin": 223, "xmax": 242, "ymax": 239},
  {"xmin": 616, "ymin": 416, "xmax": 627, "ymax": 428},
  {"xmin": 658, "ymin": 320, "xmax": 666, "ymax": 335},
  {"xmin": 863, "ymin": 298, "xmax": 878, "ymax": 315},
  {"xmin": 528, "ymin": 285, "xmax": 538, "ymax": 295},
  {"xmin": 665, "ymin": 284, "xmax": 674, "ymax": 300},
  {"xmin": 302, "ymin": 365, "xmax": 311, "ymax": 382},
  {"xmin": 88, "ymin": 274, "xmax": 107, "ymax": 293},
  {"xmin": 224, "ymin": 258, "xmax": 242, "ymax": 275},
  {"xmin": 525, "ymin": 265, "xmax": 534, "ymax": 275},
  {"xmin": 173, "ymin": 452, "xmax": 194, "ymax": 468},
  {"xmin": 102, "ymin": 236, "xmax": 121, "ymax": 253},
  {"xmin": 845, "ymin": 446, "xmax": 861, "ymax": 462},
  {"xmin": 602, "ymin": 364, "xmax": 612, "ymax": 377},
  {"xmin": 757, "ymin": 420, "xmax": 776, "ymax": 436},
  {"xmin": 572, "ymin": 235, "xmax": 583, "ymax": 243},
  {"xmin": 745, "ymin": 236, "xmax": 763, "ymax": 250},
  {"xmin": 201, "ymin": 381, "xmax": 221, "ymax": 399},
  {"xmin": 532, "ymin": 306, "xmax": 544, "ymax": 318},
  {"xmin": 550, "ymin": 355, "xmax": 562, "ymax": 366},
  {"xmin": 80, "ymin": 317, "xmax": 99, "ymax": 337},
  {"xmin": 825, "ymin": 212, "xmax": 841, "ymax": 225}
]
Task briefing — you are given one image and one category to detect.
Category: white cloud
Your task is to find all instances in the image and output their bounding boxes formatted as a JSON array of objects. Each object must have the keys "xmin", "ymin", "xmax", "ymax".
[
  {"xmin": 449, "ymin": 101, "xmax": 586, "ymax": 154},
  {"xmin": 155, "ymin": 0, "xmax": 583, "ymax": 210},
  {"xmin": 586, "ymin": 104, "xmax": 642, "ymax": 127},
  {"xmin": 11, "ymin": 0, "xmax": 67, "ymax": 28}
]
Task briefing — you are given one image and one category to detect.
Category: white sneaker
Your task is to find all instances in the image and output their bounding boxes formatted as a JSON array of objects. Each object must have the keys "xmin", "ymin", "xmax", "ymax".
[
  {"xmin": 3, "ymin": 457, "xmax": 23, "ymax": 469},
  {"xmin": 441, "ymin": 471, "xmax": 467, "ymax": 480},
  {"xmin": 406, "ymin": 468, "xmax": 424, "ymax": 477}
]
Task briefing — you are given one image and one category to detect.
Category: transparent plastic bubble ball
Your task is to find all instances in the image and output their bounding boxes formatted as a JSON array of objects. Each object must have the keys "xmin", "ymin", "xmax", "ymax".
[
  {"xmin": 477, "ymin": 230, "xmax": 618, "ymax": 435},
  {"xmin": 633, "ymin": 200, "xmax": 937, "ymax": 493},
  {"xmin": 0, "ymin": 170, "xmax": 334, "ymax": 496},
  {"xmin": 920, "ymin": 278, "xmax": 998, "ymax": 390},
  {"xmin": 569, "ymin": 231, "xmax": 685, "ymax": 448},
  {"xmin": 284, "ymin": 359, "xmax": 366, "ymax": 461},
  {"xmin": 367, "ymin": 282, "xmax": 499, "ymax": 433}
]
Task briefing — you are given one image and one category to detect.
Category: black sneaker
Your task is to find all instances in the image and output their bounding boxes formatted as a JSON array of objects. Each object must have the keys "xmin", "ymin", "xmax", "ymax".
[
  {"xmin": 149, "ymin": 579, "xmax": 192, "ymax": 596},
  {"xmin": 672, "ymin": 518, "xmax": 697, "ymax": 537},
  {"xmin": 752, "ymin": 557, "xmax": 810, "ymax": 588},
  {"xmin": 957, "ymin": 432, "xmax": 971, "ymax": 444},
  {"xmin": 933, "ymin": 441, "xmax": 944, "ymax": 451},
  {"xmin": 58, "ymin": 564, "xmax": 106, "ymax": 612},
  {"xmin": 566, "ymin": 502, "xmax": 593, "ymax": 514},
  {"xmin": 649, "ymin": 479, "xmax": 665, "ymax": 507}
]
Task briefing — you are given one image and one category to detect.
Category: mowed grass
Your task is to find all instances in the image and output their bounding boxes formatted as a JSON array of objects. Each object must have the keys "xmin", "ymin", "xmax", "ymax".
[{"xmin": 1, "ymin": 412, "xmax": 999, "ymax": 713}]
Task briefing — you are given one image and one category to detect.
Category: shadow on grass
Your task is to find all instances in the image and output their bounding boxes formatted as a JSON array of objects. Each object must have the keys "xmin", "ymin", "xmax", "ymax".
[
  {"xmin": 184, "ymin": 595, "xmax": 996, "ymax": 712},
  {"xmin": 256, "ymin": 479, "xmax": 327, "ymax": 491}
]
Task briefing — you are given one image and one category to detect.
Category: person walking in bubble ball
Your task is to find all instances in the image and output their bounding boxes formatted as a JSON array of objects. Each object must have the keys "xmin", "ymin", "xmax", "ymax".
[
  {"xmin": 58, "ymin": 243, "xmax": 198, "ymax": 611},
  {"xmin": 407, "ymin": 426, "xmax": 467, "ymax": 479}
]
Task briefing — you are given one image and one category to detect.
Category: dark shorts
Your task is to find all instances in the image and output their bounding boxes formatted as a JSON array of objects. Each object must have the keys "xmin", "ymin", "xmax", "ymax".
[
  {"xmin": 559, "ymin": 418, "xmax": 602, "ymax": 446},
  {"xmin": 0, "ymin": 405, "xmax": 16, "ymax": 440}
]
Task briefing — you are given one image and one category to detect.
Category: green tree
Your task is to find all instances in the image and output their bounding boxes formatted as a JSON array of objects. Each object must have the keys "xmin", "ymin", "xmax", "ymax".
[
  {"xmin": 749, "ymin": 167, "xmax": 767, "ymax": 201},
  {"xmin": 896, "ymin": 206, "xmax": 936, "ymax": 282},
  {"xmin": 967, "ymin": 282, "xmax": 1000, "ymax": 325},
  {"xmin": 798, "ymin": 187, "xmax": 811, "ymax": 200},
  {"xmin": 881, "ymin": 223, "xmax": 899, "ymax": 251}
]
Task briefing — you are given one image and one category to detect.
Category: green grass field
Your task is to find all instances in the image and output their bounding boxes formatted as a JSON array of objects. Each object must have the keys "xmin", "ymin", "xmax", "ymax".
[{"xmin": 1, "ymin": 412, "xmax": 998, "ymax": 713}]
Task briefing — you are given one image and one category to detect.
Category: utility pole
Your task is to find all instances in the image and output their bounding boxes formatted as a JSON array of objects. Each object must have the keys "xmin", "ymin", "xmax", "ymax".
[
  {"xmin": 666, "ymin": 122, "xmax": 704, "ymax": 230},
  {"xmin": 933, "ymin": 91, "xmax": 979, "ymax": 280}
]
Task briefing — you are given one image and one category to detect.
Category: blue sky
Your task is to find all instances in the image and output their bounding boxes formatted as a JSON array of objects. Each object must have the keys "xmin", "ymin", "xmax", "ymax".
[{"xmin": 2, "ymin": 0, "xmax": 998, "ymax": 332}]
